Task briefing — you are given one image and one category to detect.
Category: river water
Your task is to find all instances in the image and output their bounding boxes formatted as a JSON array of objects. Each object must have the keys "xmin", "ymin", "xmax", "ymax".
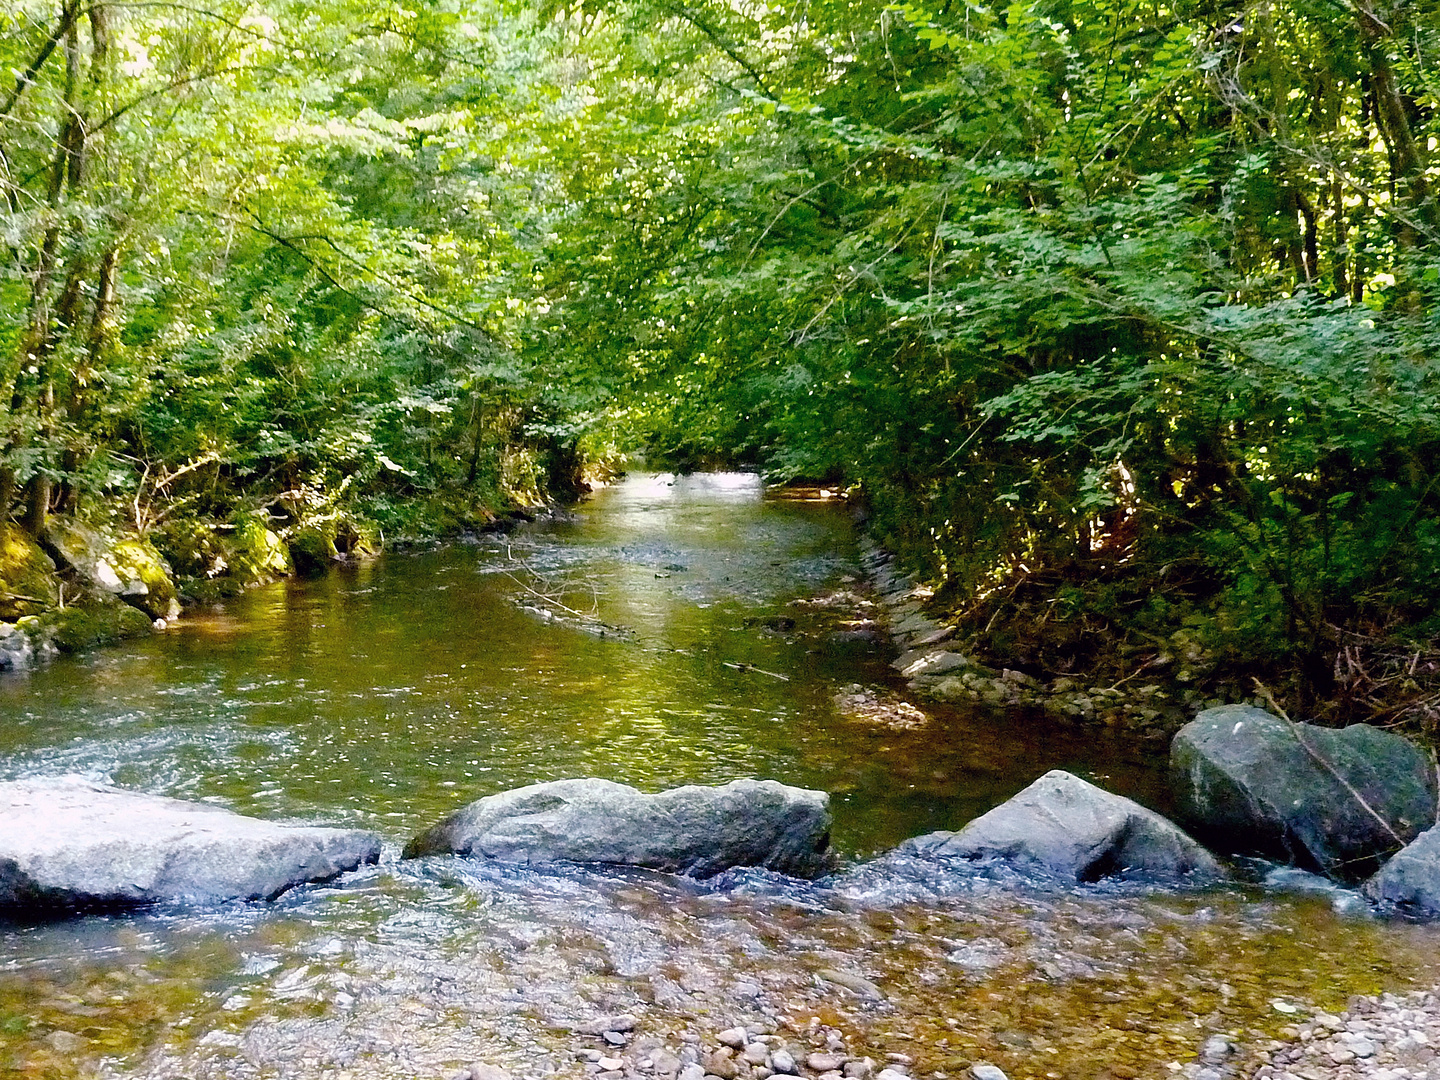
[{"xmin": 0, "ymin": 473, "xmax": 1436, "ymax": 1080}]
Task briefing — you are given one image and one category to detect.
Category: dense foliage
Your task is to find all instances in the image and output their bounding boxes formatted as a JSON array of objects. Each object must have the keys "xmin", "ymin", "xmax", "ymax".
[{"xmin": 3, "ymin": 0, "xmax": 1439, "ymax": 713}]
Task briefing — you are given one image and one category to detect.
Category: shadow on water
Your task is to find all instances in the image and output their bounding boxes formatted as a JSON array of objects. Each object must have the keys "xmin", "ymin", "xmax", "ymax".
[{"xmin": 0, "ymin": 473, "xmax": 1435, "ymax": 1078}]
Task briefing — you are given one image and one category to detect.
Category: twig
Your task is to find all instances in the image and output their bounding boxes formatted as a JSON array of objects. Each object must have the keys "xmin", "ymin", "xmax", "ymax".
[{"xmin": 723, "ymin": 661, "xmax": 790, "ymax": 681}]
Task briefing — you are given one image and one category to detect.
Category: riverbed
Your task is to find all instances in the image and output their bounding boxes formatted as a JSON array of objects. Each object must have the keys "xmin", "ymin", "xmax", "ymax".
[{"xmin": 1, "ymin": 474, "xmax": 1437, "ymax": 1080}]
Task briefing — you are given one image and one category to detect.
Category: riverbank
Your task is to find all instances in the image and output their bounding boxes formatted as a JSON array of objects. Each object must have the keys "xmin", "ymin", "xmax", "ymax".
[
  {"xmin": 0, "ymin": 499, "xmax": 549, "ymax": 672},
  {"xmin": 849, "ymin": 538, "xmax": 1440, "ymax": 745}
]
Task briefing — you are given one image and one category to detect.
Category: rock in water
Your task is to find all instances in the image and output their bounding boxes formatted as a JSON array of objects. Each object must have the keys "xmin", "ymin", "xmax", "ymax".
[
  {"xmin": 898, "ymin": 770, "xmax": 1221, "ymax": 882},
  {"xmin": 402, "ymin": 777, "xmax": 833, "ymax": 879},
  {"xmin": 1364, "ymin": 825, "xmax": 1440, "ymax": 913},
  {"xmin": 0, "ymin": 777, "xmax": 382, "ymax": 913},
  {"xmin": 1171, "ymin": 705, "xmax": 1436, "ymax": 882}
]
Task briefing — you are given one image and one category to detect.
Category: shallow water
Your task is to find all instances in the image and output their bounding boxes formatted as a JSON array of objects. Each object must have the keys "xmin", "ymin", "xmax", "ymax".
[{"xmin": 0, "ymin": 473, "xmax": 1436, "ymax": 1080}]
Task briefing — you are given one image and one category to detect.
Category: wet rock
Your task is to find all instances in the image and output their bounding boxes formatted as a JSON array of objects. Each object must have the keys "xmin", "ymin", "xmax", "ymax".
[
  {"xmin": 0, "ymin": 776, "xmax": 382, "ymax": 913},
  {"xmin": 0, "ymin": 620, "xmax": 36, "ymax": 672},
  {"xmin": 769, "ymin": 1050, "xmax": 796, "ymax": 1074},
  {"xmin": 1172, "ymin": 705, "xmax": 1437, "ymax": 882},
  {"xmin": 968, "ymin": 1068, "xmax": 1008, "ymax": 1080},
  {"xmin": 816, "ymin": 968, "xmax": 884, "ymax": 1000},
  {"xmin": 741, "ymin": 1044, "xmax": 769, "ymax": 1065},
  {"xmin": 48, "ymin": 600, "xmax": 153, "ymax": 653},
  {"xmin": 1363, "ymin": 824, "xmax": 1440, "ymax": 913},
  {"xmin": 705, "ymin": 1050, "xmax": 739, "ymax": 1078},
  {"xmin": 403, "ymin": 777, "xmax": 834, "ymax": 879},
  {"xmin": 899, "ymin": 770, "xmax": 1222, "ymax": 882},
  {"xmin": 895, "ymin": 650, "xmax": 969, "ymax": 678},
  {"xmin": 578, "ymin": 1016, "xmax": 640, "ymax": 1036}
]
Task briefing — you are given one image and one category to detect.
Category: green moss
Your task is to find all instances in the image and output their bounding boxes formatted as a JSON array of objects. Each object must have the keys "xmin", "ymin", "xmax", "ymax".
[
  {"xmin": 48, "ymin": 603, "xmax": 153, "ymax": 653},
  {"xmin": 0, "ymin": 525, "xmax": 58, "ymax": 619},
  {"xmin": 286, "ymin": 525, "xmax": 338, "ymax": 577}
]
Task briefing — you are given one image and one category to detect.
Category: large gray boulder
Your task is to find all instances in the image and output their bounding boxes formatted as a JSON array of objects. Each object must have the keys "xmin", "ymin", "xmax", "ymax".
[
  {"xmin": 1364, "ymin": 825, "xmax": 1440, "ymax": 913},
  {"xmin": 898, "ymin": 770, "xmax": 1222, "ymax": 882},
  {"xmin": 0, "ymin": 777, "xmax": 381, "ymax": 913},
  {"xmin": 1171, "ymin": 705, "xmax": 1436, "ymax": 883},
  {"xmin": 402, "ymin": 777, "xmax": 833, "ymax": 879}
]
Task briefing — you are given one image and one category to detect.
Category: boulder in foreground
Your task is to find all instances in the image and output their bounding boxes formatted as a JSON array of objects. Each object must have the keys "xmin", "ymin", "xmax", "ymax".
[
  {"xmin": 899, "ymin": 769, "xmax": 1222, "ymax": 882},
  {"xmin": 402, "ymin": 777, "xmax": 833, "ymax": 879},
  {"xmin": 1171, "ymin": 705, "xmax": 1436, "ymax": 883},
  {"xmin": 0, "ymin": 777, "xmax": 381, "ymax": 913}
]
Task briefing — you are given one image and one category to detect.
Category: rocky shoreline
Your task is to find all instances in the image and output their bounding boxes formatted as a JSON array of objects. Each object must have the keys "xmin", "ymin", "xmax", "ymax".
[{"xmin": 856, "ymin": 540, "xmax": 1297, "ymax": 742}]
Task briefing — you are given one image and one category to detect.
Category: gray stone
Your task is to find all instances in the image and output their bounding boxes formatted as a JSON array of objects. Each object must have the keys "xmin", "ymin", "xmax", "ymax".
[
  {"xmin": 704, "ymin": 1050, "xmax": 738, "ymax": 1079},
  {"xmin": 900, "ymin": 770, "xmax": 1222, "ymax": 882},
  {"xmin": 678, "ymin": 1065, "xmax": 706, "ymax": 1080},
  {"xmin": 816, "ymin": 968, "xmax": 883, "ymax": 1000},
  {"xmin": 741, "ymin": 1044, "xmax": 769, "ymax": 1065},
  {"xmin": 0, "ymin": 776, "xmax": 381, "ymax": 913},
  {"xmin": 769, "ymin": 1050, "xmax": 796, "ymax": 1075},
  {"xmin": 968, "ymin": 1068, "xmax": 1008, "ymax": 1080},
  {"xmin": 604, "ymin": 1031, "xmax": 628, "ymax": 1046},
  {"xmin": 1363, "ymin": 824, "xmax": 1440, "ymax": 913},
  {"xmin": 717, "ymin": 1029, "xmax": 748, "ymax": 1049},
  {"xmin": 897, "ymin": 651, "xmax": 969, "ymax": 678},
  {"xmin": 403, "ymin": 778, "xmax": 833, "ymax": 879},
  {"xmin": 469, "ymin": 1066, "xmax": 513, "ymax": 1080},
  {"xmin": 807, "ymin": 1054, "xmax": 846, "ymax": 1073},
  {"xmin": 1172, "ymin": 705, "xmax": 1437, "ymax": 882},
  {"xmin": 875, "ymin": 1071, "xmax": 907, "ymax": 1080}
]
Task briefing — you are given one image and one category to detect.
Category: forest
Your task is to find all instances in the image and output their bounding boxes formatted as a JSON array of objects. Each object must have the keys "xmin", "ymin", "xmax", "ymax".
[{"xmin": 2, "ymin": 0, "xmax": 1439, "ymax": 722}]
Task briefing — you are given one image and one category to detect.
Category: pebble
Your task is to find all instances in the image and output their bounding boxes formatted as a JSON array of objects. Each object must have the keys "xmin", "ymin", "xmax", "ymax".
[
  {"xmin": 741, "ymin": 1044, "xmax": 770, "ymax": 1066},
  {"xmin": 769, "ymin": 1050, "xmax": 797, "ymax": 1075},
  {"xmin": 599, "ymin": 1058, "xmax": 624, "ymax": 1071},
  {"xmin": 876, "ymin": 1069, "xmax": 908, "ymax": 1080},
  {"xmin": 678, "ymin": 1066, "xmax": 705, "ymax": 1080},
  {"xmin": 717, "ymin": 1029, "xmax": 748, "ymax": 1050},
  {"xmin": 807, "ymin": 1054, "xmax": 847, "ymax": 1073},
  {"xmin": 969, "ymin": 1067, "xmax": 1008, "ymax": 1080},
  {"xmin": 843, "ymin": 1060, "xmax": 873, "ymax": 1080},
  {"xmin": 604, "ymin": 1032, "xmax": 629, "ymax": 1046}
]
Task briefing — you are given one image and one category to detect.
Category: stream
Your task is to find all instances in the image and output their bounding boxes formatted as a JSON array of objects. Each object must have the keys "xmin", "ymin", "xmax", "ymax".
[{"xmin": 1, "ymin": 473, "xmax": 1437, "ymax": 1080}]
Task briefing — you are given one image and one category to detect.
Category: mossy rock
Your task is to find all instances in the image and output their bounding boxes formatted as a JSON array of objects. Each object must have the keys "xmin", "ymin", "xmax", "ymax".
[
  {"xmin": 287, "ymin": 526, "xmax": 338, "ymax": 577},
  {"xmin": 109, "ymin": 539, "xmax": 180, "ymax": 620},
  {"xmin": 40, "ymin": 519, "xmax": 179, "ymax": 620},
  {"xmin": 49, "ymin": 603, "xmax": 153, "ymax": 653},
  {"xmin": 0, "ymin": 525, "xmax": 59, "ymax": 619},
  {"xmin": 224, "ymin": 521, "xmax": 291, "ymax": 582}
]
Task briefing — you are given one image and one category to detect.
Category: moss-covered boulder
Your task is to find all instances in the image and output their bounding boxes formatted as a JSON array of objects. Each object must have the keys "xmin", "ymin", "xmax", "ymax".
[
  {"xmin": 287, "ymin": 525, "xmax": 338, "ymax": 577},
  {"xmin": 225, "ymin": 519, "xmax": 291, "ymax": 582},
  {"xmin": 0, "ymin": 525, "xmax": 58, "ymax": 618},
  {"xmin": 48, "ymin": 602, "xmax": 153, "ymax": 653},
  {"xmin": 41, "ymin": 519, "xmax": 179, "ymax": 621}
]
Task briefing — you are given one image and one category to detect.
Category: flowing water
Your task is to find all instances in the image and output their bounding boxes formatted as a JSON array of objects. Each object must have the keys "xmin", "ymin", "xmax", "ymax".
[{"xmin": 0, "ymin": 473, "xmax": 1436, "ymax": 1080}]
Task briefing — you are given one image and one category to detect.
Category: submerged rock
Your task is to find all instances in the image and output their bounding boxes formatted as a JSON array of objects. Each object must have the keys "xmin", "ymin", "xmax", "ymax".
[
  {"xmin": 403, "ymin": 777, "xmax": 833, "ymax": 879},
  {"xmin": 0, "ymin": 777, "xmax": 381, "ymax": 913},
  {"xmin": 899, "ymin": 769, "xmax": 1222, "ymax": 882},
  {"xmin": 1171, "ymin": 705, "xmax": 1436, "ymax": 883}
]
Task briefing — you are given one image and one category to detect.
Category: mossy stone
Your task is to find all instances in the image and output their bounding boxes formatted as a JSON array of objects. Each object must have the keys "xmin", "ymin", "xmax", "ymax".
[
  {"xmin": 0, "ymin": 525, "xmax": 58, "ymax": 618},
  {"xmin": 49, "ymin": 603, "xmax": 153, "ymax": 653}
]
